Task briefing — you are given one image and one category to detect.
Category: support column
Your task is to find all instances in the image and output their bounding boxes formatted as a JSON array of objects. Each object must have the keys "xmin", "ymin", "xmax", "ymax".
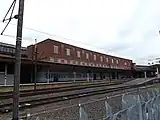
[
  {"xmin": 144, "ymin": 71, "xmax": 147, "ymax": 79},
  {"xmin": 91, "ymin": 72, "xmax": 93, "ymax": 81},
  {"xmin": 87, "ymin": 73, "xmax": 89, "ymax": 82},
  {"xmin": 4, "ymin": 64, "xmax": 7, "ymax": 86},
  {"xmin": 156, "ymin": 68, "xmax": 159, "ymax": 77},
  {"xmin": 73, "ymin": 72, "xmax": 76, "ymax": 82},
  {"xmin": 116, "ymin": 72, "xmax": 119, "ymax": 80},
  {"xmin": 47, "ymin": 70, "xmax": 50, "ymax": 83}
]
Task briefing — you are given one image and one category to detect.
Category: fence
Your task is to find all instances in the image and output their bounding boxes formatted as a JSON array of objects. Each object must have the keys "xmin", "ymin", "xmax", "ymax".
[
  {"xmin": 78, "ymin": 89, "xmax": 160, "ymax": 120},
  {"xmin": 103, "ymin": 89, "xmax": 160, "ymax": 120},
  {"xmin": 23, "ymin": 88, "xmax": 160, "ymax": 120}
]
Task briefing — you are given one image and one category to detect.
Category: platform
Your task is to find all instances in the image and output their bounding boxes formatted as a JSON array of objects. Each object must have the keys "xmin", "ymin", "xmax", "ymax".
[{"xmin": 124, "ymin": 77, "xmax": 159, "ymax": 85}]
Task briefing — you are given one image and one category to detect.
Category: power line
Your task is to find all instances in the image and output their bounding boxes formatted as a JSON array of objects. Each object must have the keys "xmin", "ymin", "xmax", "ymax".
[
  {"xmin": 0, "ymin": 21, "xmax": 107, "ymax": 51},
  {"xmin": 0, "ymin": 21, "xmax": 132, "ymax": 59}
]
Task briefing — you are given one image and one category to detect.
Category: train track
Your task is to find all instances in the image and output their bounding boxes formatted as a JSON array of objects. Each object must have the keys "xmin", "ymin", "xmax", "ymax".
[
  {"xmin": 0, "ymin": 81, "xmax": 154, "ymax": 113},
  {"xmin": 0, "ymin": 82, "xmax": 121, "ymax": 99}
]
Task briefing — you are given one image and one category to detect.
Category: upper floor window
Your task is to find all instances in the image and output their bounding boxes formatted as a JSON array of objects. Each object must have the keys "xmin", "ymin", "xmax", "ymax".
[
  {"xmin": 106, "ymin": 57, "xmax": 108, "ymax": 62},
  {"xmin": 112, "ymin": 59, "xmax": 114, "ymax": 63},
  {"xmin": 53, "ymin": 45, "xmax": 59, "ymax": 54},
  {"xmin": 100, "ymin": 56, "xmax": 103, "ymax": 62},
  {"xmin": 77, "ymin": 51, "xmax": 81, "ymax": 58},
  {"xmin": 125, "ymin": 62, "xmax": 127, "ymax": 66},
  {"xmin": 86, "ymin": 53, "xmax": 89, "ymax": 59},
  {"xmin": 116, "ymin": 59, "xmax": 119, "ymax": 64},
  {"xmin": 66, "ymin": 48, "xmax": 70, "ymax": 56},
  {"xmin": 94, "ymin": 55, "xmax": 96, "ymax": 60}
]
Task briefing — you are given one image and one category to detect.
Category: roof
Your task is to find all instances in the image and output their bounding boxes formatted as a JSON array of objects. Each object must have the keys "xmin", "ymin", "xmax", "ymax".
[
  {"xmin": 134, "ymin": 65, "xmax": 155, "ymax": 71},
  {"xmin": 0, "ymin": 42, "xmax": 26, "ymax": 50}
]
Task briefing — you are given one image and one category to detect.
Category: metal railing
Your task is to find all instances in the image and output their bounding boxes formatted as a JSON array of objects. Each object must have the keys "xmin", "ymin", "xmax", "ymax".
[
  {"xmin": 103, "ymin": 90, "xmax": 160, "ymax": 120},
  {"xmin": 22, "ymin": 87, "xmax": 160, "ymax": 120}
]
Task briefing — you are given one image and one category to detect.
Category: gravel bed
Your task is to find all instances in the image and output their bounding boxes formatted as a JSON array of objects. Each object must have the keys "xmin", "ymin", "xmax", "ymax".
[
  {"xmin": 0, "ymin": 83, "xmax": 118, "ymax": 105},
  {"xmin": 0, "ymin": 84, "xmax": 159, "ymax": 120}
]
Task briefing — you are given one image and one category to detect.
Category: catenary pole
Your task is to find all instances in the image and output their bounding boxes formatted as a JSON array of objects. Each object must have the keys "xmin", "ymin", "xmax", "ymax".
[{"xmin": 12, "ymin": 0, "xmax": 25, "ymax": 119}]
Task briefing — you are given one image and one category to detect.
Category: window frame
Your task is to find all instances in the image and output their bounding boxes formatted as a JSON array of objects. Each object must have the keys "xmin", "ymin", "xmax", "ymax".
[
  {"xmin": 66, "ymin": 48, "xmax": 70, "ymax": 56},
  {"xmin": 53, "ymin": 45, "xmax": 59, "ymax": 54}
]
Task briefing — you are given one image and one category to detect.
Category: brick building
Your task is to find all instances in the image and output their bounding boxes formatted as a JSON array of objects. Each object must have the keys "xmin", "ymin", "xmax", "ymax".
[
  {"xmin": 27, "ymin": 39, "xmax": 133, "ymax": 82},
  {"xmin": 0, "ymin": 39, "xmax": 157, "ymax": 85}
]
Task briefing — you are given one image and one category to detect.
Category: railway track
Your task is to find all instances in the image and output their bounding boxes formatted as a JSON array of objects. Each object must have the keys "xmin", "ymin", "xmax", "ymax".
[
  {"xmin": 0, "ymin": 81, "xmax": 154, "ymax": 114},
  {"xmin": 0, "ymin": 82, "xmax": 121, "ymax": 99}
]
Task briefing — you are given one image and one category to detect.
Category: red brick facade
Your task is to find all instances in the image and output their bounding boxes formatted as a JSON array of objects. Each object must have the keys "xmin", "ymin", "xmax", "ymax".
[{"xmin": 27, "ymin": 39, "xmax": 132, "ymax": 70}]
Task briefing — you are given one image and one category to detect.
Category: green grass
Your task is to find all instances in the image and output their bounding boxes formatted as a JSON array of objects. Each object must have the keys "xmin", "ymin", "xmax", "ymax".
[
  {"xmin": 0, "ymin": 87, "xmax": 13, "ymax": 92},
  {"xmin": 0, "ymin": 86, "xmax": 35, "ymax": 92}
]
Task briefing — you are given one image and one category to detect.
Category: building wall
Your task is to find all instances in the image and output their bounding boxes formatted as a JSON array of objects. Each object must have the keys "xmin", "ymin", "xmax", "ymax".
[
  {"xmin": 27, "ymin": 39, "xmax": 132, "ymax": 70},
  {"xmin": 36, "ymin": 71, "xmax": 106, "ymax": 83}
]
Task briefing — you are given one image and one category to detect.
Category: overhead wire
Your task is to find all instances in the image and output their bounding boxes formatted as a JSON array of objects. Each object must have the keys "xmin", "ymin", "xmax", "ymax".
[
  {"xmin": 0, "ymin": 21, "xmax": 132, "ymax": 59},
  {"xmin": 0, "ymin": 21, "xmax": 108, "ymax": 52}
]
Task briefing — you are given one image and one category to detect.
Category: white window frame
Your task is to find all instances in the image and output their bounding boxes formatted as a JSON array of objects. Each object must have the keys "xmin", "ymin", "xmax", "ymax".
[
  {"xmin": 94, "ymin": 55, "xmax": 96, "ymax": 60},
  {"xmin": 53, "ymin": 45, "xmax": 59, "ymax": 54},
  {"xmin": 116, "ymin": 59, "xmax": 119, "ymax": 64},
  {"xmin": 86, "ymin": 53, "xmax": 89, "ymax": 59},
  {"xmin": 100, "ymin": 56, "xmax": 103, "ymax": 62},
  {"xmin": 112, "ymin": 59, "xmax": 114, "ymax": 63},
  {"xmin": 77, "ymin": 51, "xmax": 81, "ymax": 58},
  {"xmin": 66, "ymin": 48, "xmax": 70, "ymax": 56},
  {"xmin": 106, "ymin": 58, "xmax": 108, "ymax": 62}
]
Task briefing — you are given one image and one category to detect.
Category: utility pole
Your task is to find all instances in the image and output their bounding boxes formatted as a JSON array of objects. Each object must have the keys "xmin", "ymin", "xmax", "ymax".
[
  {"xmin": 109, "ymin": 64, "xmax": 111, "ymax": 82},
  {"xmin": 13, "ymin": 0, "xmax": 25, "ymax": 119},
  {"xmin": 34, "ymin": 39, "xmax": 37, "ymax": 90}
]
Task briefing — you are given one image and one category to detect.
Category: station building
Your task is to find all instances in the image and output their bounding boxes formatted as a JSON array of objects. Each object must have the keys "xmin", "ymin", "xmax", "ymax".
[
  {"xmin": 27, "ymin": 39, "xmax": 133, "ymax": 83},
  {"xmin": 0, "ymin": 38, "xmax": 156, "ymax": 85}
]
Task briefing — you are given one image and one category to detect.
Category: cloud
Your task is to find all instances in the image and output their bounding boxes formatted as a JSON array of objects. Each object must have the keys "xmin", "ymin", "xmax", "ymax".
[{"xmin": 1, "ymin": 0, "xmax": 160, "ymax": 65}]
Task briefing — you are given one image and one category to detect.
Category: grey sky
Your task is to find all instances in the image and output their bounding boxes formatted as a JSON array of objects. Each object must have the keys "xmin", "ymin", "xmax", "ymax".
[{"xmin": 0, "ymin": 0, "xmax": 160, "ymax": 65}]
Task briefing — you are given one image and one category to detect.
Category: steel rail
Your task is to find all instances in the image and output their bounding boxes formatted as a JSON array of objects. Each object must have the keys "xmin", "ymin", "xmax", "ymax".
[
  {"xmin": 0, "ymin": 81, "xmax": 155, "ymax": 113},
  {"xmin": 0, "ymin": 82, "xmax": 120, "ymax": 99}
]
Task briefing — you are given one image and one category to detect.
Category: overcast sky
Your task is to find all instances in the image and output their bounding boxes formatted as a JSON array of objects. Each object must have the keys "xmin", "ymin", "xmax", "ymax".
[{"xmin": 0, "ymin": 0, "xmax": 160, "ymax": 65}]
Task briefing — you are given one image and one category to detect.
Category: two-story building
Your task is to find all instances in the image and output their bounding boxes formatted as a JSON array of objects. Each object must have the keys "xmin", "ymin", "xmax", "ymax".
[{"xmin": 27, "ymin": 38, "xmax": 133, "ymax": 82}]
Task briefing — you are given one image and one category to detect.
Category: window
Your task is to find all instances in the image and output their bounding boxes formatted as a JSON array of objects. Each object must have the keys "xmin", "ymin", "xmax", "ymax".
[
  {"xmin": 12, "ymin": 48, "xmax": 15, "ymax": 53},
  {"xmin": 94, "ymin": 55, "xmax": 96, "ymax": 60},
  {"xmin": 77, "ymin": 51, "xmax": 80, "ymax": 57},
  {"xmin": 106, "ymin": 58, "xmax": 108, "ymax": 62},
  {"xmin": 66, "ymin": 48, "xmax": 70, "ymax": 56},
  {"xmin": 53, "ymin": 45, "xmax": 59, "ymax": 54},
  {"xmin": 100, "ymin": 56, "xmax": 103, "ymax": 62},
  {"xmin": 112, "ymin": 59, "xmax": 114, "ymax": 63},
  {"xmin": 6, "ymin": 47, "xmax": 10, "ymax": 53},
  {"xmin": 125, "ymin": 62, "xmax": 127, "ymax": 66},
  {"xmin": 86, "ymin": 53, "xmax": 89, "ymax": 59},
  {"xmin": 2, "ymin": 47, "xmax": 7, "ymax": 52},
  {"xmin": 116, "ymin": 59, "xmax": 119, "ymax": 64},
  {"xmin": 9, "ymin": 48, "xmax": 13, "ymax": 53},
  {"xmin": 0, "ymin": 46, "xmax": 3, "ymax": 52}
]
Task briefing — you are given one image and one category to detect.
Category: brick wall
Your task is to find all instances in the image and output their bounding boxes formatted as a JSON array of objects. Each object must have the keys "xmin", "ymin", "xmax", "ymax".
[{"xmin": 27, "ymin": 39, "xmax": 132, "ymax": 70}]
